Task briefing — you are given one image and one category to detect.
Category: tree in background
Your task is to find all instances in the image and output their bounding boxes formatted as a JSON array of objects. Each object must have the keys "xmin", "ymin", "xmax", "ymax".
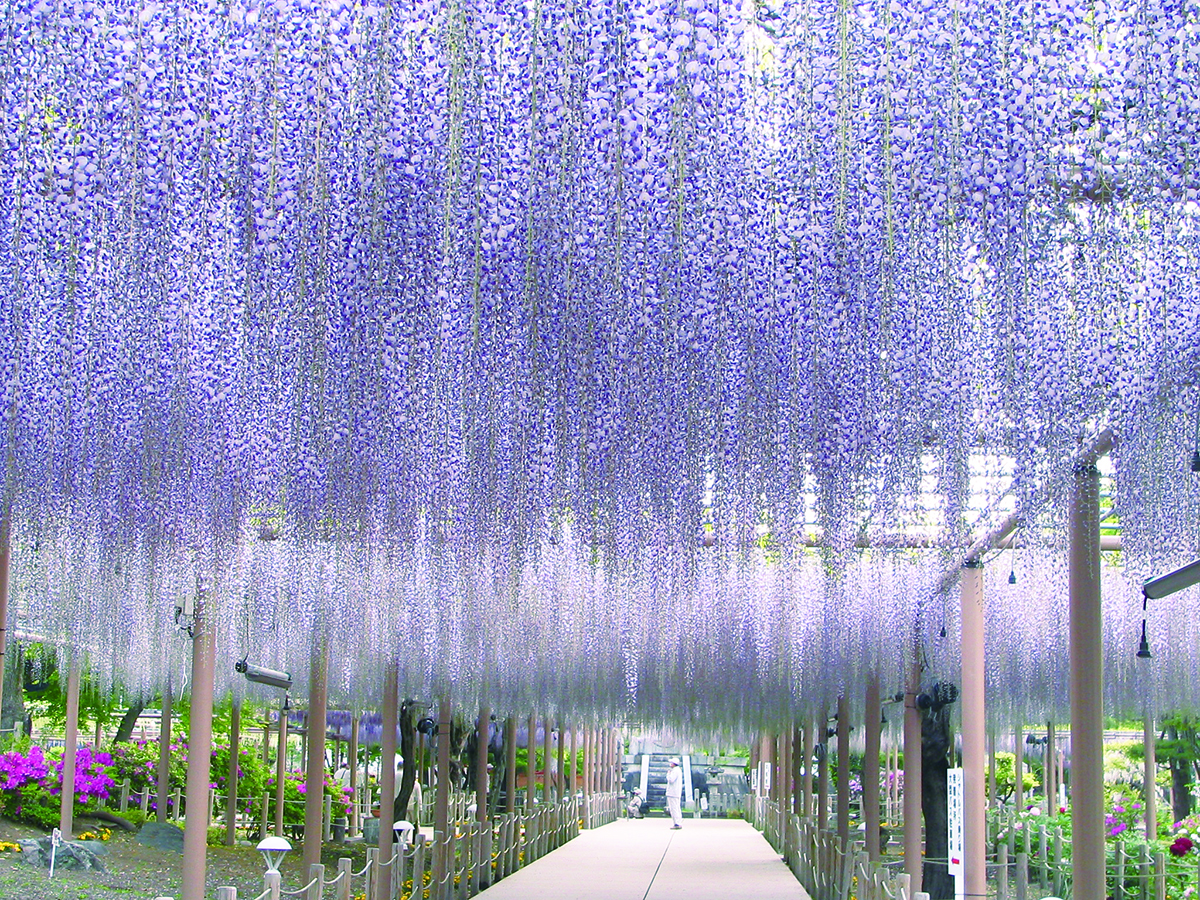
[{"xmin": 1156, "ymin": 714, "xmax": 1200, "ymax": 823}]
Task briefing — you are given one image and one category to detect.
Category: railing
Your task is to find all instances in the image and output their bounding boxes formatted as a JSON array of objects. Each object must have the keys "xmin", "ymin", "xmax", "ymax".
[
  {"xmin": 988, "ymin": 825, "xmax": 1200, "ymax": 900},
  {"xmin": 583, "ymin": 791, "xmax": 619, "ymax": 829},
  {"xmin": 109, "ymin": 780, "xmax": 542, "ymax": 845},
  {"xmin": 156, "ymin": 793, "xmax": 618, "ymax": 900},
  {"xmin": 748, "ymin": 796, "xmax": 913, "ymax": 900}
]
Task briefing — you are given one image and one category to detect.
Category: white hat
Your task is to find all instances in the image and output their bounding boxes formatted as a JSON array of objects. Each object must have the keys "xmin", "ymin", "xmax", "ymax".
[{"xmin": 669, "ymin": 757, "xmax": 680, "ymax": 766}]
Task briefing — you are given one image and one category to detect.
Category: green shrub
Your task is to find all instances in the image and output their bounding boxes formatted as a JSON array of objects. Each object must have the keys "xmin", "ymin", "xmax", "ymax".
[{"xmin": 108, "ymin": 740, "xmax": 188, "ymax": 816}]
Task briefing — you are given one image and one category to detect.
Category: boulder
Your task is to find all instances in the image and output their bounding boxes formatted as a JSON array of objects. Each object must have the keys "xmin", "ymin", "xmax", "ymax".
[
  {"xmin": 137, "ymin": 821, "xmax": 185, "ymax": 853},
  {"xmin": 20, "ymin": 836, "xmax": 107, "ymax": 873}
]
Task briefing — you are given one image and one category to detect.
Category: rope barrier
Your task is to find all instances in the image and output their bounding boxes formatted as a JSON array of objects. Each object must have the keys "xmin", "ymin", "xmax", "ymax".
[{"xmin": 279, "ymin": 876, "xmax": 319, "ymax": 898}]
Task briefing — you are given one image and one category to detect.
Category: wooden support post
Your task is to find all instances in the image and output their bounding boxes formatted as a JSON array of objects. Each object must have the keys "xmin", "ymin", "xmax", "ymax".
[
  {"xmin": 349, "ymin": 713, "xmax": 359, "ymax": 838},
  {"xmin": 1046, "ymin": 721, "xmax": 1057, "ymax": 814},
  {"xmin": 568, "ymin": 725, "xmax": 577, "ymax": 800},
  {"xmin": 59, "ymin": 652, "xmax": 81, "ymax": 837},
  {"xmin": 582, "ymin": 727, "xmax": 592, "ymax": 817},
  {"xmin": 274, "ymin": 699, "xmax": 289, "ymax": 837},
  {"xmin": 962, "ymin": 560, "xmax": 986, "ymax": 900},
  {"xmin": 0, "ymin": 516, "xmax": 10, "ymax": 739},
  {"xmin": 1015, "ymin": 723, "xmax": 1024, "ymax": 811},
  {"xmin": 542, "ymin": 714, "xmax": 552, "ymax": 805},
  {"xmin": 988, "ymin": 731, "xmax": 997, "ymax": 811},
  {"xmin": 556, "ymin": 719, "xmax": 566, "ymax": 803},
  {"xmin": 836, "ymin": 695, "xmax": 850, "ymax": 848},
  {"xmin": 226, "ymin": 694, "xmax": 241, "ymax": 845},
  {"xmin": 1070, "ymin": 461, "xmax": 1105, "ymax": 900},
  {"xmin": 374, "ymin": 661, "xmax": 398, "ymax": 900},
  {"xmin": 158, "ymin": 676, "xmax": 174, "ymax": 823},
  {"xmin": 527, "ymin": 714, "xmax": 537, "ymax": 809},
  {"xmin": 302, "ymin": 635, "xmax": 329, "ymax": 871},
  {"xmin": 864, "ymin": 672, "xmax": 882, "ymax": 861},
  {"xmin": 433, "ymin": 695, "xmax": 451, "ymax": 891},
  {"xmin": 802, "ymin": 720, "xmax": 814, "ymax": 818},
  {"xmin": 476, "ymin": 706, "xmax": 490, "ymax": 823},
  {"xmin": 904, "ymin": 658, "xmax": 923, "ymax": 892},
  {"xmin": 817, "ymin": 702, "xmax": 830, "ymax": 831},
  {"xmin": 181, "ymin": 583, "xmax": 216, "ymax": 900},
  {"xmin": 504, "ymin": 717, "xmax": 517, "ymax": 814},
  {"xmin": 1145, "ymin": 705, "xmax": 1157, "ymax": 841}
]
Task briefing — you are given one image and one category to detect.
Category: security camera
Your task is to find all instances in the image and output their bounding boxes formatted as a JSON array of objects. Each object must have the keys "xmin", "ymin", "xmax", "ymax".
[{"xmin": 235, "ymin": 659, "xmax": 293, "ymax": 690}]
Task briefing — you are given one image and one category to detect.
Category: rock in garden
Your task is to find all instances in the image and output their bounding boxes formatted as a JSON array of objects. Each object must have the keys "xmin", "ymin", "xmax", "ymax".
[
  {"xmin": 137, "ymin": 822, "xmax": 185, "ymax": 853},
  {"xmin": 20, "ymin": 836, "xmax": 107, "ymax": 873}
]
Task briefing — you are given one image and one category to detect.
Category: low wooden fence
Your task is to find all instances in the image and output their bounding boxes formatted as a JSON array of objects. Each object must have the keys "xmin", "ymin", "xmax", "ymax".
[
  {"xmin": 748, "ymin": 797, "xmax": 916, "ymax": 900},
  {"xmin": 111, "ymin": 779, "xmax": 455, "ymax": 842},
  {"xmin": 154, "ymin": 792, "xmax": 623, "ymax": 900},
  {"xmin": 989, "ymin": 808, "xmax": 1200, "ymax": 900}
]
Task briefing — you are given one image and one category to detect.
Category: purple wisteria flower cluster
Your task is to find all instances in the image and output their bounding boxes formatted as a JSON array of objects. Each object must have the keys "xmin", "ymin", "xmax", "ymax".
[{"xmin": 0, "ymin": 0, "xmax": 1199, "ymax": 729}]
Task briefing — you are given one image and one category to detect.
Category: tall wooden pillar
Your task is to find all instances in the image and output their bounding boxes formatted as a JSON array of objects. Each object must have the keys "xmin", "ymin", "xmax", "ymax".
[
  {"xmin": 527, "ymin": 715, "xmax": 537, "ymax": 809},
  {"xmin": 0, "ymin": 516, "xmax": 10, "ymax": 738},
  {"xmin": 348, "ymin": 713, "xmax": 359, "ymax": 835},
  {"xmin": 802, "ymin": 720, "xmax": 814, "ymax": 818},
  {"xmin": 374, "ymin": 662, "xmax": 398, "ymax": 900},
  {"xmin": 1046, "ymin": 722, "xmax": 1057, "ymax": 813},
  {"xmin": 903, "ymin": 658, "xmax": 923, "ymax": 892},
  {"xmin": 836, "ymin": 695, "xmax": 850, "ymax": 847},
  {"xmin": 864, "ymin": 673, "xmax": 882, "ymax": 861},
  {"xmin": 556, "ymin": 720, "xmax": 566, "ymax": 802},
  {"xmin": 476, "ymin": 706, "xmax": 490, "ymax": 822},
  {"xmin": 59, "ymin": 653, "xmax": 81, "ymax": 837},
  {"xmin": 225, "ymin": 694, "xmax": 241, "ymax": 845},
  {"xmin": 961, "ymin": 560, "xmax": 986, "ymax": 900},
  {"xmin": 542, "ymin": 715, "xmax": 553, "ymax": 803},
  {"xmin": 1014, "ymin": 723, "xmax": 1024, "ymax": 810},
  {"xmin": 504, "ymin": 716, "xmax": 517, "ymax": 814},
  {"xmin": 158, "ymin": 675, "xmax": 173, "ymax": 824},
  {"xmin": 433, "ymin": 695, "xmax": 452, "ymax": 890},
  {"xmin": 567, "ymin": 726, "xmax": 577, "ymax": 798},
  {"xmin": 1070, "ymin": 461, "xmax": 1104, "ymax": 900},
  {"xmin": 181, "ymin": 587, "xmax": 216, "ymax": 900},
  {"xmin": 817, "ymin": 704, "xmax": 830, "ymax": 830},
  {"xmin": 302, "ymin": 636, "xmax": 329, "ymax": 871}
]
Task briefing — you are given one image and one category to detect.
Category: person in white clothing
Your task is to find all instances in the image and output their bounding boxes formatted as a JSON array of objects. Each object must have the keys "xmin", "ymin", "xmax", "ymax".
[{"xmin": 665, "ymin": 758, "xmax": 684, "ymax": 829}]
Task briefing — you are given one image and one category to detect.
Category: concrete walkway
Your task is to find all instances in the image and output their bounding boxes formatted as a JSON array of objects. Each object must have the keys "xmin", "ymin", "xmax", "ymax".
[{"xmin": 477, "ymin": 818, "xmax": 813, "ymax": 900}]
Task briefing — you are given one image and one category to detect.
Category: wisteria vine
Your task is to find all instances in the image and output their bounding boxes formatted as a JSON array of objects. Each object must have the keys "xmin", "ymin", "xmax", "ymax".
[{"xmin": 2, "ymin": 0, "xmax": 1200, "ymax": 732}]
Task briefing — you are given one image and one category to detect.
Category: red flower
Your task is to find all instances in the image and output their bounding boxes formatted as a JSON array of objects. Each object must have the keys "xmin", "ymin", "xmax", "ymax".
[{"xmin": 1170, "ymin": 836, "xmax": 1193, "ymax": 857}]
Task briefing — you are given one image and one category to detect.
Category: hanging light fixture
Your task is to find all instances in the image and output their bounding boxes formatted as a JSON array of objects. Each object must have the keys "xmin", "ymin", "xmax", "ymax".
[{"xmin": 1136, "ymin": 620, "xmax": 1152, "ymax": 660}]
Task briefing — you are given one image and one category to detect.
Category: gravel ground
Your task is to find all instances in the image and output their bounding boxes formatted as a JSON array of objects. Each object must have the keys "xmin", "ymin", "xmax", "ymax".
[{"xmin": 0, "ymin": 819, "xmax": 372, "ymax": 900}]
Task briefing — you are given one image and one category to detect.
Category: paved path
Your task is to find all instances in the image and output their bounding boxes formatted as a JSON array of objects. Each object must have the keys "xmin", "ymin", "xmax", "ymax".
[{"xmin": 477, "ymin": 818, "xmax": 813, "ymax": 900}]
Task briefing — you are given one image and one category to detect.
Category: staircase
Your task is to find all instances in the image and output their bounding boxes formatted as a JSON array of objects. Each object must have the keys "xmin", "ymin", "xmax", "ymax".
[{"xmin": 635, "ymin": 753, "xmax": 691, "ymax": 814}]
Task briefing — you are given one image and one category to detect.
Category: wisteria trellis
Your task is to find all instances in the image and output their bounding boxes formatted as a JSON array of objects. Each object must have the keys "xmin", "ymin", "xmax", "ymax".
[{"xmin": 3, "ymin": 0, "xmax": 1200, "ymax": 733}]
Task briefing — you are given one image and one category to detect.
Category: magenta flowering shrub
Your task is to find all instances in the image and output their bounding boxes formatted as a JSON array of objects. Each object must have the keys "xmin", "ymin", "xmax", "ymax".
[
  {"xmin": 0, "ymin": 744, "xmax": 115, "ymax": 830},
  {"xmin": 1105, "ymin": 795, "xmax": 1144, "ymax": 839},
  {"xmin": 108, "ymin": 740, "xmax": 189, "ymax": 814},
  {"xmin": 210, "ymin": 743, "xmax": 272, "ymax": 822},
  {"xmin": 260, "ymin": 769, "xmax": 351, "ymax": 829}
]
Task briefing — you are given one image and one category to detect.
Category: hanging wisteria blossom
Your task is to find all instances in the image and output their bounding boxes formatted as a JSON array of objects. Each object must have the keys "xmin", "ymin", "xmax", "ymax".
[{"xmin": 2, "ymin": 0, "xmax": 1200, "ymax": 732}]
